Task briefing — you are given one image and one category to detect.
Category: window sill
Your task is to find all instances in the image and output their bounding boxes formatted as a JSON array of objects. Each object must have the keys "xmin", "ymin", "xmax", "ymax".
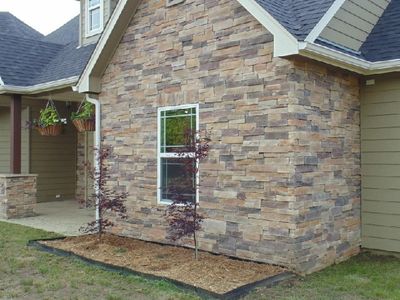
[{"xmin": 85, "ymin": 29, "xmax": 103, "ymax": 38}]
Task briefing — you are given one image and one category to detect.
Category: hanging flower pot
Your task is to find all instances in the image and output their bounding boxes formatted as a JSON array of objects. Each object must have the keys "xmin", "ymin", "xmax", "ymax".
[
  {"xmin": 71, "ymin": 100, "xmax": 95, "ymax": 132},
  {"xmin": 29, "ymin": 99, "xmax": 66, "ymax": 137},
  {"xmin": 72, "ymin": 118, "xmax": 95, "ymax": 132},
  {"xmin": 36, "ymin": 124, "xmax": 63, "ymax": 136}
]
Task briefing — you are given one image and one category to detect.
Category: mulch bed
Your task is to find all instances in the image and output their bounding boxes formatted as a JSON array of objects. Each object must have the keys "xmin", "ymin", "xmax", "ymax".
[{"xmin": 36, "ymin": 234, "xmax": 291, "ymax": 298}]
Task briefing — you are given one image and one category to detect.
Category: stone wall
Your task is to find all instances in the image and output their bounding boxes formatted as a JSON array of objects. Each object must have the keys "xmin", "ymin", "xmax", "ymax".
[
  {"xmin": 286, "ymin": 58, "xmax": 361, "ymax": 272},
  {"xmin": 99, "ymin": 0, "xmax": 361, "ymax": 273},
  {"xmin": 0, "ymin": 174, "xmax": 37, "ymax": 219}
]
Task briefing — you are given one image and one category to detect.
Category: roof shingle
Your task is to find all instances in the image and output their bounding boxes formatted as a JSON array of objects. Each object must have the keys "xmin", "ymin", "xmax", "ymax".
[
  {"xmin": 360, "ymin": 0, "xmax": 400, "ymax": 62},
  {"xmin": 0, "ymin": 13, "xmax": 95, "ymax": 87},
  {"xmin": 254, "ymin": 0, "xmax": 335, "ymax": 40},
  {"xmin": 0, "ymin": 12, "xmax": 43, "ymax": 40}
]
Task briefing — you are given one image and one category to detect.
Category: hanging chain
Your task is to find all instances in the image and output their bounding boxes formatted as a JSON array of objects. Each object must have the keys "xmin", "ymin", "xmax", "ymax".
[{"xmin": 45, "ymin": 95, "xmax": 61, "ymax": 119}]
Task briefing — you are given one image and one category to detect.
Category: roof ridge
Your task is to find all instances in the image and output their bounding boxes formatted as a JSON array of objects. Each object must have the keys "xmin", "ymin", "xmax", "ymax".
[{"xmin": 0, "ymin": 11, "xmax": 43, "ymax": 39}]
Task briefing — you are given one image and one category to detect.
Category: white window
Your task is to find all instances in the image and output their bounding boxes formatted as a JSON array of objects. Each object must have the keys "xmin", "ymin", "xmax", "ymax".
[
  {"xmin": 86, "ymin": 0, "xmax": 103, "ymax": 36},
  {"xmin": 157, "ymin": 104, "xmax": 199, "ymax": 204}
]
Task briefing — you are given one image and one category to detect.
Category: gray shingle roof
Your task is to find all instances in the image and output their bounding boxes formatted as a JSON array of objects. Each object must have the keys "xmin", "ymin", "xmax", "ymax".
[
  {"xmin": 0, "ymin": 12, "xmax": 43, "ymax": 40},
  {"xmin": 0, "ymin": 13, "xmax": 95, "ymax": 87},
  {"xmin": 360, "ymin": 0, "xmax": 400, "ymax": 62},
  {"xmin": 0, "ymin": 34, "xmax": 62, "ymax": 86},
  {"xmin": 257, "ymin": 0, "xmax": 400, "ymax": 63},
  {"xmin": 255, "ymin": 0, "xmax": 335, "ymax": 40},
  {"xmin": 41, "ymin": 16, "xmax": 79, "ymax": 45},
  {"xmin": 33, "ymin": 41, "xmax": 96, "ymax": 85}
]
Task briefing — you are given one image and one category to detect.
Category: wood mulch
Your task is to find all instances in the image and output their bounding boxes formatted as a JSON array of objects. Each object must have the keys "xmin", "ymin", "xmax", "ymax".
[{"xmin": 42, "ymin": 234, "xmax": 286, "ymax": 294}]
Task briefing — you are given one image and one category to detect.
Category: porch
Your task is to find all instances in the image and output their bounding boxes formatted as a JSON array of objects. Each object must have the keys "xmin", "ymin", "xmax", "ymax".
[
  {"xmin": 0, "ymin": 90, "xmax": 95, "ymax": 222},
  {"xmin": 2, "ymin": 200, "xmax": 94, "ymax": 236}
]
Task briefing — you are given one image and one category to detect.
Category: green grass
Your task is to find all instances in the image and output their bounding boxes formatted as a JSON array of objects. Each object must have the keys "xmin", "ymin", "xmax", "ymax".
[
  {"xmin": 0, "ymin": 221, "xmax": 197, "ymax": 300},
  {"xmin": 246, "ymin": 253, "xmax": 400, "ymax": 300},
  {"xmin": 1, "ymin": 221, "xmax": 400, "ymax": 300}
]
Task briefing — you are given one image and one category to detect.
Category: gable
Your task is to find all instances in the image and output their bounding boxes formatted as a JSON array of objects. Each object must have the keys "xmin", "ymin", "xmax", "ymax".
[
  {"xmin": 318, "ymin": 0, "xmax": 390, "ymax": 52},
  {"xmin": 77, "ymin": 0, "xmax": 400, "ymax": 91}
]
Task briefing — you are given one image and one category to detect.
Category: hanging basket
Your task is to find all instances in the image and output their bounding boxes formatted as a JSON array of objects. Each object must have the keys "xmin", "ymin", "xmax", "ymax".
[
  {"xmin": 36, "ymin": 124, "xmax": 63, "ymax": 136},
  {"xmin": 71, "ymin": 99, "xmax": 95, "ymax": 133},
  {"xmin": 72, "ymin": 119, "xmax": 95, "ymax": 132}
]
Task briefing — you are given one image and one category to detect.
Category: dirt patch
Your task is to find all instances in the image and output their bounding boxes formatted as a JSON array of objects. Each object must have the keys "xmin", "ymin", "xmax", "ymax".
[{"xmin": 42, "ymin": 234, "xmax": 285, "ymax": 294}]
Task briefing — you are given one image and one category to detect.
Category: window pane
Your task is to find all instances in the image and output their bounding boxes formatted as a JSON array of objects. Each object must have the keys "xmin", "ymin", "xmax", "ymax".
[
  {"xmin": 90, "ymin": 8, "xmax": 101, "ymax": 31},
  {"xmin": 160, "ymin": 108, "xmax": 196, "ymax": 153},
  {"xmin": 89, "ymin": 0, "xmax": 100, "ymax": 7},
  {"xmin": 160, "ymin": 158, "xmax": 196, "ymax": 203}
]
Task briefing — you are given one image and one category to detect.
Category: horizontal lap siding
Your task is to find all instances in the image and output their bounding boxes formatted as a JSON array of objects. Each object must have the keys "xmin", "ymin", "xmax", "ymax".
[
  {"xmin": 320, "ymin": 0, "xmax": 390, "ymax": 51},
  {"xmin": 361, "ymin": 77, "xmax": 400, "ymax": 253},
  {"xmin": 29, "ymin": 101, "xmax": 77, "ymax": 202},
  {"xmin": 0, "ymin": 106, "xmax": 30, "ymax": 173}
]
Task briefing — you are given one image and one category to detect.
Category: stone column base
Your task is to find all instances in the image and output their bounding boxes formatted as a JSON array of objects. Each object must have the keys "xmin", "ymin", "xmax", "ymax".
[{"xmin": 0, "ymin": 174, "xmax": 38, "ymax": 219}]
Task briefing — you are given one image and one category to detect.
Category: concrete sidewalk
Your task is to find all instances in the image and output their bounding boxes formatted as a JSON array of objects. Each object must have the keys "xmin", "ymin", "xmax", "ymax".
[{"xmin": 1, "ymin": 200, "xmax": 95, "ymax": 236}]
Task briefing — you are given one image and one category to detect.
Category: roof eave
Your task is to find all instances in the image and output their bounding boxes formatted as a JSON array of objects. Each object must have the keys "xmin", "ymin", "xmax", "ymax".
[
  {"xmin": 237, "ymin": 0, "xmax": 299, "ymax": 57},
  {"xmin": 298, "ymin": 42, "xmax": 400, "ymax": 75},
  {"xmin": 0, "ymin": 76, "xmax": 79, "ymax": 95}
]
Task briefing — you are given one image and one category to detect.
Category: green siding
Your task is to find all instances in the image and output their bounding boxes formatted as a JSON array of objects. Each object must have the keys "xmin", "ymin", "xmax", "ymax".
[
  {"xmin": 0, "ymin": 105, "xmax": 30, "ymax": 173},
  {"xmin": 361, "ymin": 76, "xmax": 400, "ymax": 253},
  {"xmin": 320, "ymin": 0, "xmax": 390, "ymax": 51},
  {"xmin": 29, "ymin": 100, "xmax": 77, "ymax": 202}
]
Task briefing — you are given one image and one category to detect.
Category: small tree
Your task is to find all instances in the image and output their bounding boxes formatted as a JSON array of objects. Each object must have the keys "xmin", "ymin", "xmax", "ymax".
[
  {"xmin": 165, "ymin": 129, "xmax": 210, "ymax": 259},
  {"xmin": 81, "ymin": 147, "xmax": 128, "ymax": 240}
]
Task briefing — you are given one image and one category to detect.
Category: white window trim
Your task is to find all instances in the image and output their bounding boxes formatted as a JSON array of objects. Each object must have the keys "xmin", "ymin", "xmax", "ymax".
[
  {"xmin": 86, "ymin": 0, "xmax": 104, "ymax": 37},
  {"xmin": 157, "ymin": 103, "xmax": 200, "ymax": 205}
]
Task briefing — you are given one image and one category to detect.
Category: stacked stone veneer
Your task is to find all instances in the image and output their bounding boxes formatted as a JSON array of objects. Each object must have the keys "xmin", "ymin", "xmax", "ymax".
[
  {"xmin": 99, "ymin": 0, "xmax": 361, "ymax": 273},
  {"xmin": 0, "ymin": 174, "xmax": 37, "ymax": 219}
]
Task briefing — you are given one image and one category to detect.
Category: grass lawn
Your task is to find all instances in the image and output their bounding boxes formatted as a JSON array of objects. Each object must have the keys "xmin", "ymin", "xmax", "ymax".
[{"xmin": 1, "ymin": 221, "xmax": 400, "ymax": 300}]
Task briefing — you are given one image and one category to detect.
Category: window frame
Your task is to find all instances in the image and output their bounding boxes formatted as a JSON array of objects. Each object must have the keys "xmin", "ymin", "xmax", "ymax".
[
  {"xmin": 86, "ymin": 0, "xmax": 104, "ymax": 37},
  {"xmin": 157, "ymin": 104, "xmax": 199, "ymax": 205}
]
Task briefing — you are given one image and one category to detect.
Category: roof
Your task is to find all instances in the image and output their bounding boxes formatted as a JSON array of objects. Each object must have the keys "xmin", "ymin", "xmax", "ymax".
[
  {"xmin": 0, "ymin": 35, "xmax": 62, "ymax": 86},
  {"xmin": 360, "ymin": 0, "xmax": 400, "ymax": 62},
  {"xmin": 0, "ymin": 13, "xmax": 95, "ymax": 88},
  {"xmin": 254, "ymin": 0, "xmax": 400, "ymax": 66},
  {"xmin": 42, "ymin": 16, "xmax": 80, "ymax": 45},
  {"xmin": 254, "ymin": 0, "xmax": 335, "ymax": 40},
  {"xmin": 0, "ymin": 12, "xmax": 43, "ymax": 40}
]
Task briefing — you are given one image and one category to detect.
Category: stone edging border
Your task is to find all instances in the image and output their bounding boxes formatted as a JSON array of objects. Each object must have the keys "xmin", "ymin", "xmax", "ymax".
[{"xmin": 28, "ymin": 237, "xmax": 296, "ymax": 300}]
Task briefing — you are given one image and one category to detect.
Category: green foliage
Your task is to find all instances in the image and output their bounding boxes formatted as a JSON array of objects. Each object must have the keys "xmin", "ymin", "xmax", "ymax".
[
  {"xmin": 31, "ymin": 106, "xmax": 66, "ymax": 128},
  {"xmin": 71, "ymin": 101, "xmax": 95, "ymax": 121},
  {"xmin": 165, "ymin": 117, "xmax": 191, "ymax": 148}
]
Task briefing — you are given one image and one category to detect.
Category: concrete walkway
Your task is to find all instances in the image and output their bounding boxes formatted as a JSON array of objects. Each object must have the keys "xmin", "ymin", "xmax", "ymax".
[{"xmin": 2, "ymin": 200, "xmax": 95, "ymax": 236}]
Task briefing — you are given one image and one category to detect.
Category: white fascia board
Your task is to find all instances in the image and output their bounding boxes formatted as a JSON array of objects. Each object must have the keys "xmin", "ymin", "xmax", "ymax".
[
  {"xmin": 236, "ymin": 0, "xmax": 299, "ymax": 57},
  {"xmin": 299, "ymin": 42, "xmax": 400, "ymax": 75},
  {"xmin": 76, "ymin": 0, "xmax": 133, "ymax": 94},
  {"xmin": 305, "ymin": 0, "xmax": 346, "ymax": 43},
  {"xmin": 0, "ymin": 76, "xmax": 78, "ymax": 95}
]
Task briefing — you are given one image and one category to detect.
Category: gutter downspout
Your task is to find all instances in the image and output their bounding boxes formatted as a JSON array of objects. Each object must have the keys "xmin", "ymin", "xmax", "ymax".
[{"xmin": 85, "ymin": 95, "xmax": 101, "ymax": 224}]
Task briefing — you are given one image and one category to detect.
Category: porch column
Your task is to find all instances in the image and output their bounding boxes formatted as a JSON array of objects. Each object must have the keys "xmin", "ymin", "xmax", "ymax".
[{"xmin": 10, "ymin": 94, "xmax": 22, "ymax": 174}]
